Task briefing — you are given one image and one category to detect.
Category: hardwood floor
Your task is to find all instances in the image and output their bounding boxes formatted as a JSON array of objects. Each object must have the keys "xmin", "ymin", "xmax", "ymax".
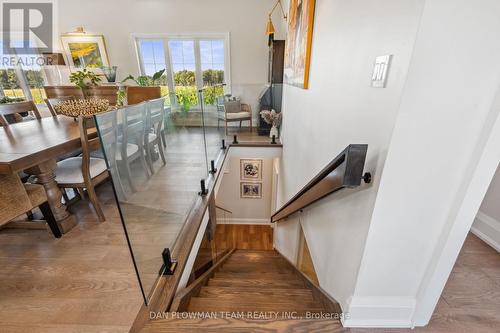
[
  {"xmin": 0, "ymin": 125, "xmax": 498, "ymax": 332},
  {"xmin": 215, "ymin": 224, "xmax": 274, "ymax": 250},
  {"xmin": 0, "ymin": 185, "xmax": 143, "ymax": 333}
]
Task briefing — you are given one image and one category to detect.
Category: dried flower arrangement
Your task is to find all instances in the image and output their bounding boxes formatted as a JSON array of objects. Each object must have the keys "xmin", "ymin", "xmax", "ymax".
[
  {"xmin": 54, "ymin": 99, "xmax": 111, "ymax": 117},
  {"xmin": 259, "ymin": 109, "xmax": 282, "ymax": 127}
]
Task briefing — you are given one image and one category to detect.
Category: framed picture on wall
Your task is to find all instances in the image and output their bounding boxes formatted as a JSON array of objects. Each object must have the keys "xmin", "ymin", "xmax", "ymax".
[
  {"xmin": 240, "ymin": 182, "xmax": 262, "ymax": 199},
  {"xmin": 240, "ymin": 159, "xmax": 262, "ymax": 181},
  {"xmin": 284, "ymin": 0, "xmax": 316, "ymax": 89},
  {"xmin": 61, "ymin": 34, "xmax": 110, "ymax": 69}
]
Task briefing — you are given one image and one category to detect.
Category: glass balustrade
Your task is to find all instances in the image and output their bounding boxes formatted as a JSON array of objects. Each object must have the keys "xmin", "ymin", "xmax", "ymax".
[
  {"xmin": 93, "ymin": 82, "xmax": 274, "ymax": 304},
  {"xmin": 95, "ymin": 97, "xmax": 210, "ymax": 303}
]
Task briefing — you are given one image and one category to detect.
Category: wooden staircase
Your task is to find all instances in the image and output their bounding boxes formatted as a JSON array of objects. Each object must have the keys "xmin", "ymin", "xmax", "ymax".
[{"xmin": 142, "ymin": 250, "xmax": 343, "ymax": 332}]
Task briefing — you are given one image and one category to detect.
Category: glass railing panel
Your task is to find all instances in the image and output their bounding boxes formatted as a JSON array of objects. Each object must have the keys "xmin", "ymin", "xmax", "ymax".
[{"xmin": 95, "ymin": 97, "xmax": 208, "ymax": 303}]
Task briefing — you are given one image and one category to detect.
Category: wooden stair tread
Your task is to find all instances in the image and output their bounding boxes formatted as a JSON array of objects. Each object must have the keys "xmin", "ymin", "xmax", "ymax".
[
  {"xmin": 195, "ymin": 292, "xmax": 314, "ymax": 303},
  {"xmin": 208, "ymin": 278, "xmax": 305, "ymax": 288},
  {"xmin": 142, "ymin": 317, "xmax": 343, "ymax": 332},
  {"xmin": 214, "ymin": 271, "xmax": 301, "ymax": 280},
  {"xmin": 201, "ymin": 286, "xmax": 312, "ymax": 295},
  {"xmin": 187, "ymin": 297, "xmax": 325, "ymax": 313}
]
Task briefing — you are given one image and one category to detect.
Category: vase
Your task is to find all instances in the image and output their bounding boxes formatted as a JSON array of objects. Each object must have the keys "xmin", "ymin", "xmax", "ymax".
[
  {"xmin": 269, "ymin": 125, "xmax": 279, "ymax": 139},
  {"xmin": 102, "ymin": 66, "xmax": 117, "ymax": 83}
]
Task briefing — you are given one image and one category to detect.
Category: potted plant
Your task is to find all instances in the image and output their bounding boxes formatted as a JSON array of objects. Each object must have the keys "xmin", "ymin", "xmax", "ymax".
[
  {"xmin": 260, "ymin": 109, "xmax": 282, "ymax": 138},
  {"xmin": 121, "ymin": 69, "xmax": 165, "ymax": 105},
  {"xmin": 69, "ymin": 68, "xmax": 101, "ymax": 90}
]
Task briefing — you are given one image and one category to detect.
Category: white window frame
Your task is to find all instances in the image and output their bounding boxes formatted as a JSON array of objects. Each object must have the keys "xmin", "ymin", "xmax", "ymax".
[
  {"xmin": 0, "ymin": 32, "xmax": 48, "ymax": 104},
  {"xmin": 132, "ymin": 32, "xmax": 231, "ymax": 110}
]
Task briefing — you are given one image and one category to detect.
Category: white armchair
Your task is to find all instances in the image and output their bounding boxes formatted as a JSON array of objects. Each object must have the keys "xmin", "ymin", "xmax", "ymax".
[{"xmin": 217, "ymin": 97, "xmax": 252, "ymax": 135}]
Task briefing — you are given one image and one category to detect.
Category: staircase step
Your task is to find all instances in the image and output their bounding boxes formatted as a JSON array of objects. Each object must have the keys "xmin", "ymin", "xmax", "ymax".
[
  {"xmin": 214, "ymin": 271, "xmax": 301, "ymax": 280},
  {"xmin": 208, "ymin": 277, "xmax": 305, "ymax": 288},
  {"xmin": 219, "ymin": 266, "xmax": 294, "ymax": 274},
  {"xmin": 196, "ymin": 291, "xmax": 314, "ymax": 304},
  {"xmin": 198, "ymin": 286, "xmax": 315, "ymax": 300},
  {"xmin": 143, "ymin": 317, "xmax": 342, "ymax": 333},
  {"xmin": 187, "ymin": 297, "xmax": 325, "ymax": 314},
  {"xmin": 223, "ymin": 258, "xmax": 287, "ymax": 264}
]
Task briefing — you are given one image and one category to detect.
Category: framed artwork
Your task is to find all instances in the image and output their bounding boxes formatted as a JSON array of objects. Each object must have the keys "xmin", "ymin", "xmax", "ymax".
[
  {"xmin": 284, "ymin": 0, "xmax": 316, "ymax": 89},
  {"xmin": 240, "ymin": 159, "xmax": 262, "ymax": 181},
  {"xmin": 241, "ymin": 182, "xmax": 262, "ymax": 199},
  {"xmin": 60, "ymin": 34, "xmax": 110, "ymax": 69}
]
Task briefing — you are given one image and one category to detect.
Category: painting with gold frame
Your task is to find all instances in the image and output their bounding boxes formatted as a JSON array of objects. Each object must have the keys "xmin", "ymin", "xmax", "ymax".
[
  {"xmin": 61, "ymin": 34, "xmax": 110, "ymax": 69},
  {"xmin": 284, "ymin": 0, "xmax": 316, "ymax": 89}
]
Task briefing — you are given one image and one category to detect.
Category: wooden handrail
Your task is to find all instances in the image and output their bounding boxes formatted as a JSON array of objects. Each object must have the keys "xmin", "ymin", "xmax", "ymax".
[
  {"xmin": 130, "ymin": 141, "xmax": 282, "ymax": 332},
  {"xmin": 271, "ymin": 144, "xmax": 369, "ymax": 223}
]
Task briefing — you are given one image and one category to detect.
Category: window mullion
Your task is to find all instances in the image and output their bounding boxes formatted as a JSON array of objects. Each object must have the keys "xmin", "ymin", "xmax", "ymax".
[
  {"xmin": 136, "ymin": 40, "xmax": 146, "ymax": 75},
  {"xmin": 163, "ymin": 39, "xmax": 176, "ymax": 106},
  {"xmin": 15, "ymin": 65, "xmax": 32, "ymax": 101},
  {"xmin": 194, "ymin": 39, "xmax": 203, "ymax": 92}
]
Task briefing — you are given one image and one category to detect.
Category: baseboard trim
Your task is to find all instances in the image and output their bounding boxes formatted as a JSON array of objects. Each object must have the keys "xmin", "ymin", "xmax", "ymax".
[
  {"xmin": 471, "ymin": 211, "xmax": 500, "ymax": 252},
  {"xmin": 216, "ymin": 217, "xmax": 271, "ymax": 225},
  {"xmin": 341, "ymin": 296, "xmax": 416, "ymax": 328}
]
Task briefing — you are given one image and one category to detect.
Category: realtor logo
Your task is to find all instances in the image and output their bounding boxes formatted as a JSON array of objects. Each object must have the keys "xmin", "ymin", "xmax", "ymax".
[{"xmin": 2, "ymin": 1, "xmax": 53, "ymax": 54}]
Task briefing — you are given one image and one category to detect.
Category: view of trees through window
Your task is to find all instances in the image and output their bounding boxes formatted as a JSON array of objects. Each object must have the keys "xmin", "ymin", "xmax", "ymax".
[
  {"xmin": 137, "ymin": 37, "xmax": 227, "ymax": 110},
  {"xmin": 0, "ymin": 40, "xmax": 47, "ymax": 104},
  {"xmin": 0, "ymin": 67, "xmax": 48, "ymax": 105}
]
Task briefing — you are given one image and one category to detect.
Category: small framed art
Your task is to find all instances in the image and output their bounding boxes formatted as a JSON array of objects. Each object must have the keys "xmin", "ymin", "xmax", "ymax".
[
  {"xmin": 240, "ymin": 159, "xmax": 262, "ymax": 181},
  {"xmin": 240, "ymin": 182, "xmax": 262, "ymax": 199}
]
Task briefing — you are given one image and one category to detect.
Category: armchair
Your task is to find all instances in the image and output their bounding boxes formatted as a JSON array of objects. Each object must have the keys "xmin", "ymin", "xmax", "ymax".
[{"xmin": 217, "ymin": 97, "xmax": 253, "ymax": 135}]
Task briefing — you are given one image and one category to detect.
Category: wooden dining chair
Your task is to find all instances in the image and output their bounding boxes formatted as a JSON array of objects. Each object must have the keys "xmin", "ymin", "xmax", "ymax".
[
  {"xmin": 45, "ymin": 96, "xmax": 76, "ymax": 116},
  {"xmin": 0, "ymin": 174, "xmax": 61, "ymax": 238},
  {"xmin": 85, "ymin": 86, "xmax": 119, "ymax": 106},
  {"xmin": 0, "ymin": 101, "xmax": 41, "ymax": 126},
  {"xmin": 55, "ymin": 116, "xmax": 108, "ymax": 221},
  {"xmin": 118, "ymin": 103, "xmax": 150, "ymax": 192},
  {"xmin": 144, "ymin": 98, "xmax": 167, "ymax": 174}
]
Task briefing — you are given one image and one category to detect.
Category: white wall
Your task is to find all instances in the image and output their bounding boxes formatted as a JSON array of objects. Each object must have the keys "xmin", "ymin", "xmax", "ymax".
[
  {"xmin": 274, "ymin": 0, "xmax": 425, "ymax": 311},
  {"xmin": 216, "ymin": 156, "xmax": 273, "ymax": 223},
  {"xmin": 348, "ymin": 0, "xmax": 500, "ymax": 327},
  {"xmin": 56, "ymin": 0, "xmax": 285, "ymax": 122},
  {"xmin": 472, "ymin": 164, "xmax": 500, "ymax": 251}
]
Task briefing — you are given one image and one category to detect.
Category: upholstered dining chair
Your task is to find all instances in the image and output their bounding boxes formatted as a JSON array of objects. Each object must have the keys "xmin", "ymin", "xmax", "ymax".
[
  {"xmin": 0, "ymin": 174, "xmax": 61, "ymax": 238},
  {"xmin": 93, "ymin": 110, "xmax": 127, "ymax": 201},
  {"xmin": 45, "ymin": 96, "xmax": 76, "ymax": 116},
  {"xmin": 144, "ymin": 98, "xmax": 167, "ymax": 174},
  {"xmin": 117, "ymin": 103, "xmax": 150, "ymax": 192},
  {"xmin": 217, "ymin": 98, "xmax": 252, "ymax": 135},
  {"xmin": 55, "ymin": 116, "xmax": 108, "ymax": 221},
  {"xmin": 0, "ymin": 101, "xmax": 41, "ymax": 126}
]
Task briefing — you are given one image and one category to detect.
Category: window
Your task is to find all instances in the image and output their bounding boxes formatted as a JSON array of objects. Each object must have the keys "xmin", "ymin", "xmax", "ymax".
[
  {"xmin": 0, "ymin": 40, "xmax": 47, "ymax": 104},
  {"xmin": 169, "ymin": 40, "xmax": 198, "ymax": 107},
  {"xmin": 135, "ymin": 34, "xmax": 229, "ymax": 110},
  {"xmin": 137, "ymin": 39, "xmax": 170, "ymax": 106}
]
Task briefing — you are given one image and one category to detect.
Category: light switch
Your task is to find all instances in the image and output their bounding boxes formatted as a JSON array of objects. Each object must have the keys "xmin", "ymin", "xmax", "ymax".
[{"xmin": 371, "ymin": 55, "xmax": 392, "ymax": 88}]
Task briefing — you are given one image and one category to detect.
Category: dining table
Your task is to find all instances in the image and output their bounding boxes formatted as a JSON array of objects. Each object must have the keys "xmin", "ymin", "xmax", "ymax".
[{"xmin": 0, "ymin": 116, "xmax": 96, "ymax": 234}]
